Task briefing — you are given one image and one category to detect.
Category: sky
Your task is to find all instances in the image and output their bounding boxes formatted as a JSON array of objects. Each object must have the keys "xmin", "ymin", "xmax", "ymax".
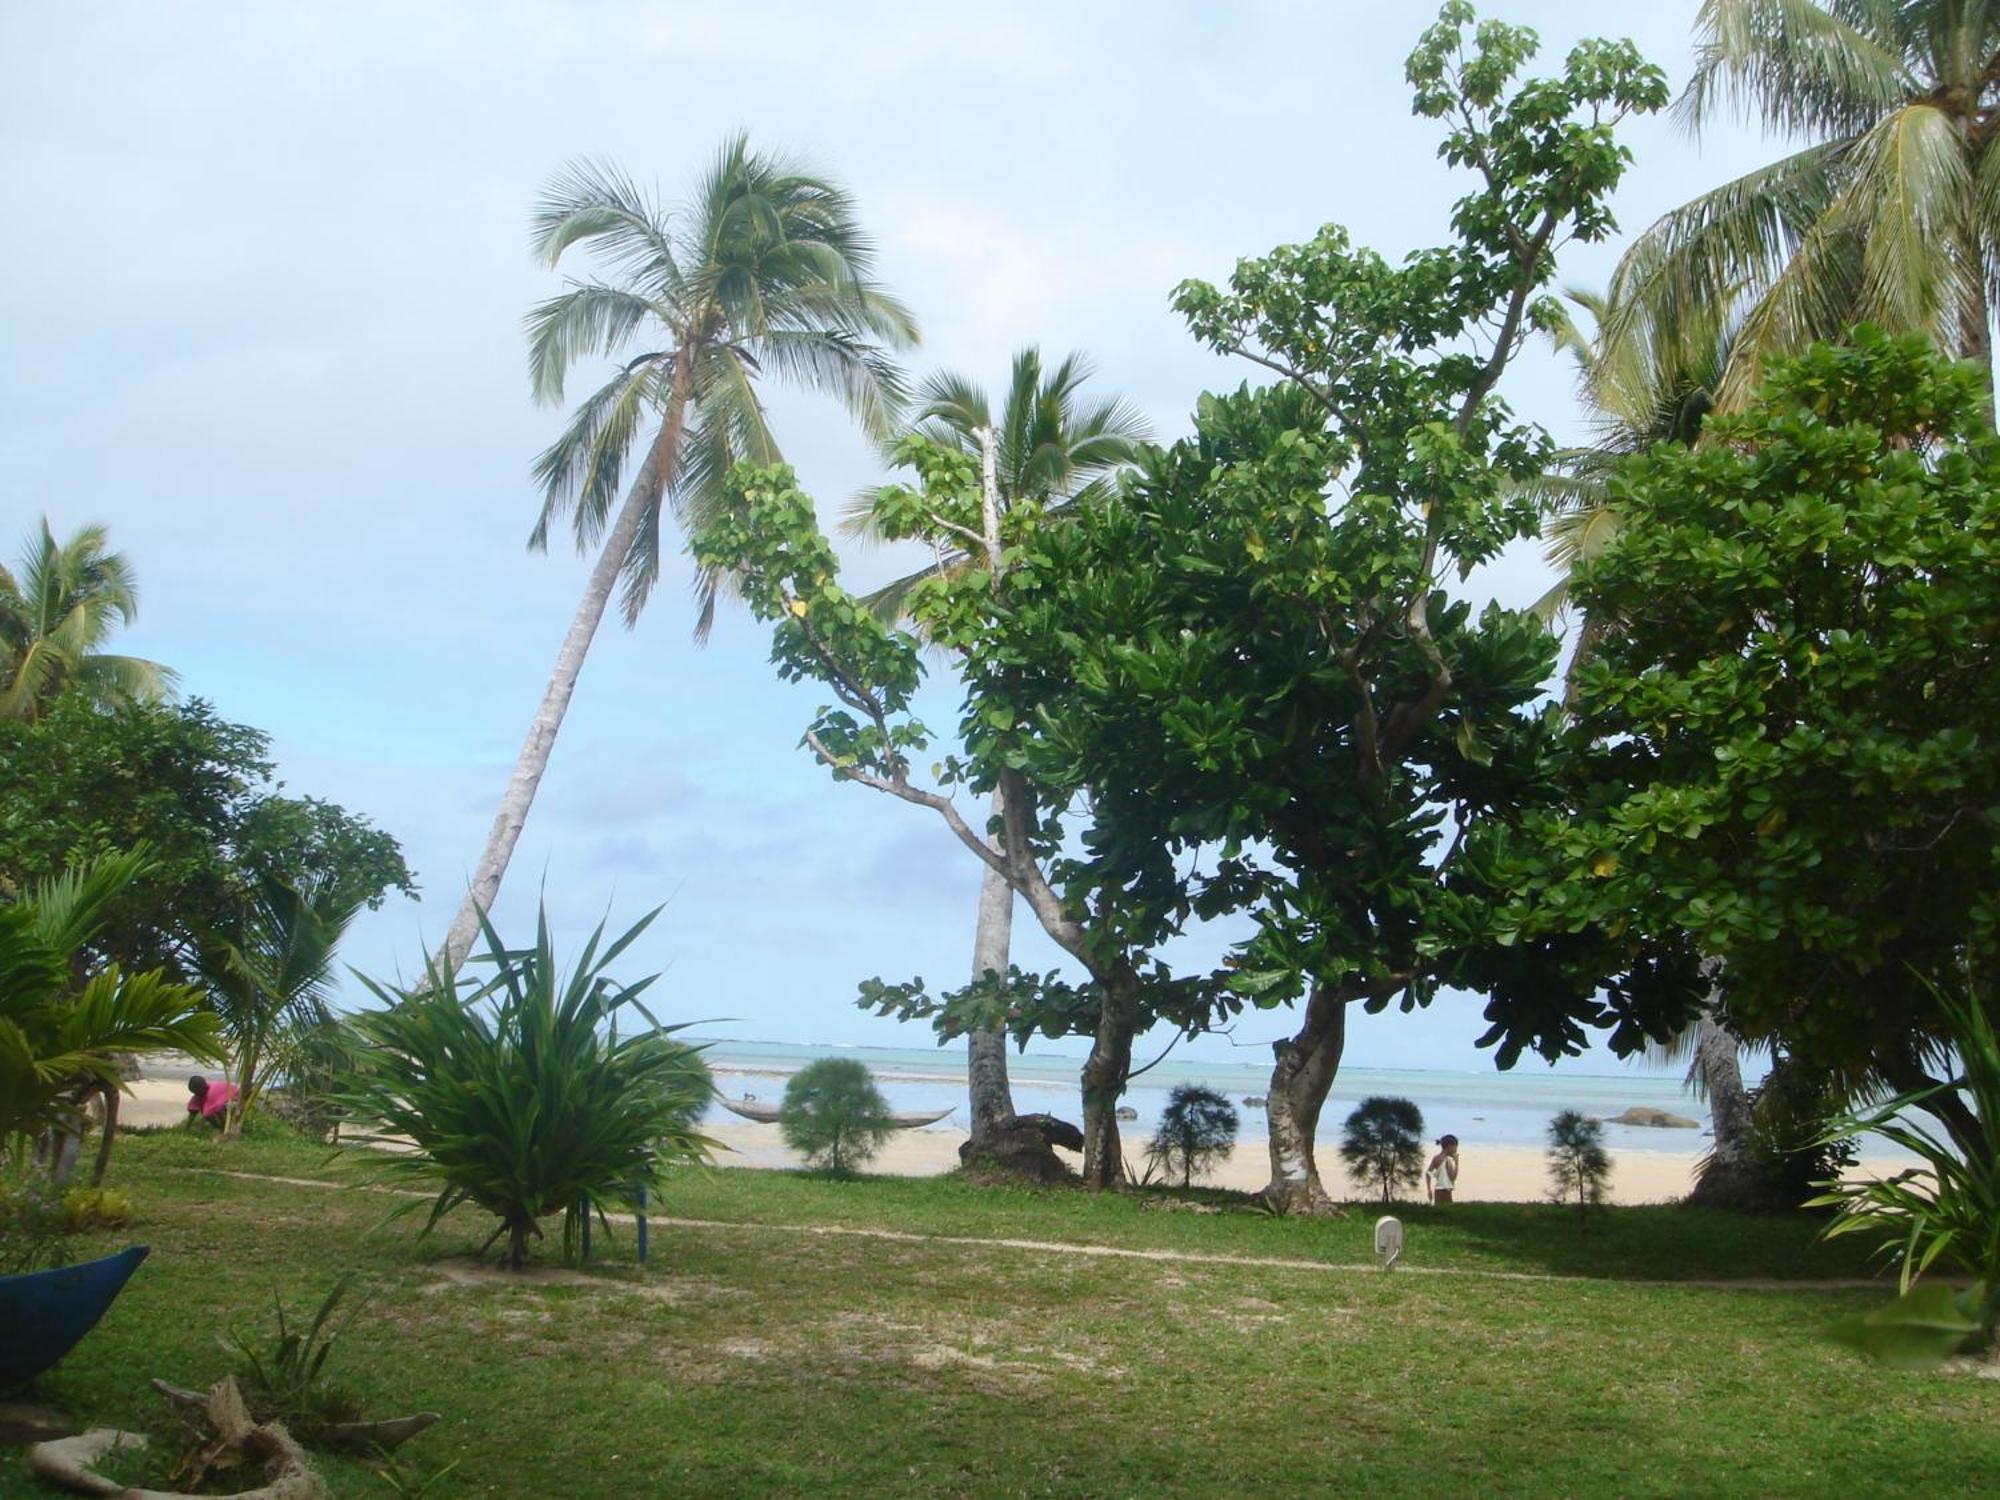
[{"xmin": 0, "ymin": 1, "xmax": 1782, "ymax": 1077}]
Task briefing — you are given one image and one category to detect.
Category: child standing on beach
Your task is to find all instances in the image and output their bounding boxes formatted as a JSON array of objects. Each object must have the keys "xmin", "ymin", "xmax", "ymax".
[{"xmin": 1426, "ymin": 1134, "xmax": 1459, "ymax": 1204}]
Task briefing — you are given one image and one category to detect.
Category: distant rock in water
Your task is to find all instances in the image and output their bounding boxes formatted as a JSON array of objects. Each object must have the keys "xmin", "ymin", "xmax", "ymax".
[
  {"xmin": 1243, "ymin": 1096, "xmax": 1267, "ymax": 1109},
  {"xmin": 1115, "ymin": 1106, "xmax": 1138, "ymax": 1121},
  {"xmin": 1608, "ymin": 1106, "xmax": 1699, "ymax": 1129}
]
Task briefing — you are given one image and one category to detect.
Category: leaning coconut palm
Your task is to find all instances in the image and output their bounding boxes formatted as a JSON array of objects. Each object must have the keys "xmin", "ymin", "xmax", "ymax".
[
  {"xmin": 1610, "ymin": 0, "xmax": 2000, "ymax": 414},
  {"xmin": 0, "ymin": 519, "xmax": 177, "ymax": 721},
  {"xmin": 841, "ymin": 349, "xmax": 1148, "ymax": 1165},
  {"xmin": 340, "ymin": 905, "xmax": 716, "ymax": 1270},
  {"xmin": 441, "ymin": 139, "xmax": 917, "ymax": 970}
]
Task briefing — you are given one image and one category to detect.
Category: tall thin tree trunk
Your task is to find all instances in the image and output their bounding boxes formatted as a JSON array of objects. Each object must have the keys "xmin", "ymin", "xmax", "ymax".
[
  {"xmin": 89, "ymin": 1085, "xmax": 119, "ymax": 1188},
  {"xmin": 1686, "ymin": 1006, "xmax": 1761, "ymax": 1209},
  {"xmin": 1263, "ymin": 981, "xmax": 1347, "ymax": 1214},
  {"xmin": 1078, "ymin": 972, "xmax": 1141, "ymax": 1189},
  {"xmin": 441, "ymin": 354, "xmax": 692, "ymax": 971},
  {"xmin": 965, "ymin": 794, "xmax": 1018, "ymax": 1145},
  {"xmin": 1965, "ymin": 280, "xmax": 1996, "ymax": 425}
]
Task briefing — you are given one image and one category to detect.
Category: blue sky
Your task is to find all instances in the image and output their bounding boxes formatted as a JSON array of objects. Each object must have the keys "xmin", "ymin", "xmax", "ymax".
[{"xmin": 0, "ymin": 2, "xmax": 1778, "ymax": 1075}]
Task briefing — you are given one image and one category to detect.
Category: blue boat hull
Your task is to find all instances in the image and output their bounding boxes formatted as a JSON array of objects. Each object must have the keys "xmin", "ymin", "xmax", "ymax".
[{"xmin": 0, "ymin": 1244, "xmax": 148, "ymax": 1390}]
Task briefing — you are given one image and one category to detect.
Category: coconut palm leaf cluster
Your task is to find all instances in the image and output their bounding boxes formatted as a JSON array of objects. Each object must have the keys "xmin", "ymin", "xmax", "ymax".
[{"xmin": 0, "ymin": 519, "xmax": 176, "ymax": 721}]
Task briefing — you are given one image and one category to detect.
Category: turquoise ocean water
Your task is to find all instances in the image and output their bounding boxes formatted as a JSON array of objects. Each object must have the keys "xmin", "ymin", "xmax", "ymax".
[{"xmin": 690, "ymin": 1037, "xmax": 1725, "ymax": 1157}]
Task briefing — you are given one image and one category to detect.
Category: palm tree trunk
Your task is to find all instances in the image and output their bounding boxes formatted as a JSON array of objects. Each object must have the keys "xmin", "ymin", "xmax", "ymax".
[
  {"xmin": 1262, "ymin": 981, "xmax": 1346, "ymax": 1214},
  {"xmin": 965, "ymin": 794, "xmax": 1018, "ymax": 1145},
  {"xmin": 1686, "ymin": 1008, "xmax": 1761, "ymax": 1209},
  {"xmin": 1961, "ymin": 275, "xmax": 1995, "ymax": 426},
  {"xmin": 441, "ymin": 352, "xmax": 693, "ymax": 971}
]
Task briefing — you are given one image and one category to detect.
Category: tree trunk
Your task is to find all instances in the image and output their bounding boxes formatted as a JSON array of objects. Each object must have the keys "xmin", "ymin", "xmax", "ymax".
[
  {"xmin": 89, "ymin": 1086, "xmax": 120, "ymax": 1188},
  {"xmin": 440, "ymin": 352, "xmax": 693, "ymax": 972},
  {"xmin": 1960, "ymin": 247, "xmax": 1995, "ymax": 424},
  {"xmin": 1263, "ymin": 981, "xmax": 1348, "ymax": 1214},
  {"xmin": 1685, "ymin": 1009, "xmax": 1763, "ymax": 1210},
  {"xmin": 965, "ymin": 793, "xmax": 1019, "ymax": 1146},
  {"xmin": 1078, "ymin": 972, "xmax": 1142, "ymax": 1189}
]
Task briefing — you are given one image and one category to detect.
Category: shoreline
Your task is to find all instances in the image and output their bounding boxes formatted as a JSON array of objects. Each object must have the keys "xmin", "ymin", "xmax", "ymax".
[{"xmin": 116, "ymin": 1075, "xmax": 1905, "ymax": 1207}]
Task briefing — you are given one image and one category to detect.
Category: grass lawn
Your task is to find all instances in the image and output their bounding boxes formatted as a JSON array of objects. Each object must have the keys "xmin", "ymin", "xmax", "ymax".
[{"xmin": 4, "ymin": 1125, "xmax": 1995, "ymax": 1498}]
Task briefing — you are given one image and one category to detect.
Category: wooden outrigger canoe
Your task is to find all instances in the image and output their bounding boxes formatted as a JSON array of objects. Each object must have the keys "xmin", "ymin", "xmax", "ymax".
[{"xmin": 719, "ymin": 1097, "xmax": 953, "ymax": 1129}]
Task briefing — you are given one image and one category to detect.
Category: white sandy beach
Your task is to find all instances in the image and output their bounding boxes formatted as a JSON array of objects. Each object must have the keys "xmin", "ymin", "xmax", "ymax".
[{"xmin": 118, "ymin": 1067, "xmax": 1901, "ymax": 1206}]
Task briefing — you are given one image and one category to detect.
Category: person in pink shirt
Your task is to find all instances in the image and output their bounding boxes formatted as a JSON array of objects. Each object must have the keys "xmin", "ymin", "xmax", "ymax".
[{"xmin": 186, "ymin": 1075, "xmax": 239, "ymax": 1126}]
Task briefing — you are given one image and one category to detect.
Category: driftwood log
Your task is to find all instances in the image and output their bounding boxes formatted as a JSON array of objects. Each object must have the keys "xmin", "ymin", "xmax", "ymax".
[
  {"xmin": 151, "ymin": 1379, "xmax": 439, "ymax": 1454},
  {"xmin": 29, "ymin": 1378, "xmax": 326, "ymax": 1499}
]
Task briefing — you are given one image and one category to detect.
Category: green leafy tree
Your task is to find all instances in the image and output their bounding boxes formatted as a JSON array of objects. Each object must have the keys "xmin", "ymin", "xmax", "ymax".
[
  {"xmin": 1611, "ymin": 0, "xmax": 2000, "ymax": 412},
  {"xmin": 778, "ymin": 1058, "xmax": 895, "ymax": 1175},
  {"xmin": 443, "ymin": 140, "xmax": 917, "ymax": 970},
  {"xmin": 0, "ymin": 695, "xmax": 413, "ymax": 977},
  {"xmin": 1339, "ymin": 1097, "xmax": 1427, "ymax": 1203},
  {"xmin": 339, "ymin": 907, "xmax": 715, "ymax": 1270},
  {"xmin": 1489, "ymin": 331, "xmax": 2000, "ymax": 1163},
  {"xmin": 837, "ymin": 349, "xmax": 1147, "ymax": 1162},
  {"xmin": 699, "ymin": 450, "xmax": 1206, "ymax": 1188},
  {"xmin": 976, "ymin": 4, "xmax": 1668, "ymax": 1211},
  {"xmin": 1546, "ymin": 1108, "xmax": 1611, "ymax": 1216},
  {"xmin": 1145, "ymin": 1084, "xmax": 1240, "ymax": 1188},
  {"xmin": 0, "ymin": 850, "xmax": 222, "ymax": 1173},
  {"xmin": 0, "ymin": 519, "xmax": 176, "ymax": 720}
]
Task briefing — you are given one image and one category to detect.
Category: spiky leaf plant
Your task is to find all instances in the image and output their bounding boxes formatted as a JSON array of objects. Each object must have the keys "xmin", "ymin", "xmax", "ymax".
[{"xmin": 339, "ymin": 906, "xmax": 715, "ymax": 1269}]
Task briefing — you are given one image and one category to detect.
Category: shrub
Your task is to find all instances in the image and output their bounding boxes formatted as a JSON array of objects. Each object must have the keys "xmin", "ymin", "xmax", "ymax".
[
  {"xmin": 1145, "ymin": 1085, "xmax": 1240, "ymax": 1188},
  {"xmin": 0, "ymin": 1175, "xmax": 72, "ymax": 1274},
  {"xmin": 338, "ymin": 906, "xmax": 715, "ymax": 1269},
  {"xmin": 1810, "ymin": 985, "xmax": 1999, "ymax": 1362},
  {"xmin": 60, "ymin": 1185, "xmax": 133, "ymax": 1231},
  {"xmin": 228, "ymin": 1273, "xmax": 369, "ymax": 1434},
  {"xmin": 1339, "ymin": 1096, "xmax": 1425, "ymax": 1202},
  {"xmin": 779, "ymin": 1059, "xmax": 893, "ymax": 1175},
  {"xmin": 1746, "ymin": 1060, "xmax": 1857, "ymax": 1211},
  {"xmin": 1547, "ymin": 1110, "xmax": 1611, "ymax": 1217}
]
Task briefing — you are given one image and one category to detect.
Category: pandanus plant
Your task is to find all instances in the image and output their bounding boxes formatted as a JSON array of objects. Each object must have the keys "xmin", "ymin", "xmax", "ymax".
[{"xmin": 339, "ymin": 906, "xmax": 715, "ymax": 1269}]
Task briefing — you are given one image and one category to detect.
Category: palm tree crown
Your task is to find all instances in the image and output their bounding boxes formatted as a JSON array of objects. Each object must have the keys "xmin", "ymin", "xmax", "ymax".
[
  {"xmin": 0, "ymin": 518, "xmax": 177, "ymax": 721},
  {"xmin": 1611, "ymin": 0, "xmax": 2000, "ymax": 411},
  {"xmin": 525, "ymin": 136, "xmax": 919, "ymax": 632},
  {"xmin": 842, "ymin": 346, "xmax": 1150, "ymax": 620}
]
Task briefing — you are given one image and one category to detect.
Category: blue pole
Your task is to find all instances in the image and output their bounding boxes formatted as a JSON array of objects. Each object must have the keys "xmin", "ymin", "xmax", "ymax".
[
  {"xmin": 578, "ymin": 1195, "xmax": 592, "ymax": 1262},
  {"xmin": 636, "ymin": 1181, "xmax": 649, "ymax": 1265}
]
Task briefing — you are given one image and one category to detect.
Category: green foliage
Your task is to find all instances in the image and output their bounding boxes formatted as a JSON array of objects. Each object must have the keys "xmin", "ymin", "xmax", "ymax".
[
  {"xmin": 0, "ymin": 1174, "xmax": 72, "ymax": 1274},
  {"xmin": 1546, "ymin": 1109, "xmax": 1611, "ymax": 1216},
  {"xmin": 196, "ymin": 870, "xmax": 361, "ymax": 1133},
  {"xmin": 1744, "ymin": 1059, "xmax": 1858, "ymax": 1211},
  {"xmin": 60, "ymin": 1185, "xmax": 134, "ymax": 1231},
  {"xmin": 974, "ymin": 6, "xmax": 1666, "ymax": 1063},
  {"xmin": 1488, "ymin": 331, "xmax": 2000, "ymax": 1092},
  {"xmin": 1809, "ymin": 985, "xmax": 2000, "ymax": 1351},
  {"xmin": 0, "ymin": 849, "xmax": 221, "ymax": 1148},
  {"xmin": 0, "ymin": 517, "xmax": 176, "ymax": 720},
  {"xmin": 779, "ymin": 1058, "xmax": 894, "ymax": 1175},
  {"xmin": 1146, "ymin": 1084, "xmax": 1240, "ymax": 1189},
  {"xmin": 0, "ymin": 694, "xmax": 414, "ymax": 977},
  {"xmin": 228, "ymin": 1272, "xmax": 370, "ymax": 1433},
  {"xmin": 1339, "ymin": 1097, "xmax": 1427, "ymax": 1203},
  {"xmin": 337, "ymin": 907, "xmax": 716, "ymax": 1269},
  {"xmin": 1611, "ymin": 0, "xmax": 2000, "ymax": 411},
  {"xmin": 1824, "ymin": 1282, "xmax": 1986, "ymax": 1370}
]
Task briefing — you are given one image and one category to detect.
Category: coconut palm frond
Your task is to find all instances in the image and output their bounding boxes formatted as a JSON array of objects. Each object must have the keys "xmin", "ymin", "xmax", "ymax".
[{"xmin": 1680, "ymin": 0, "xmax": 1916, "ymax": 140}]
